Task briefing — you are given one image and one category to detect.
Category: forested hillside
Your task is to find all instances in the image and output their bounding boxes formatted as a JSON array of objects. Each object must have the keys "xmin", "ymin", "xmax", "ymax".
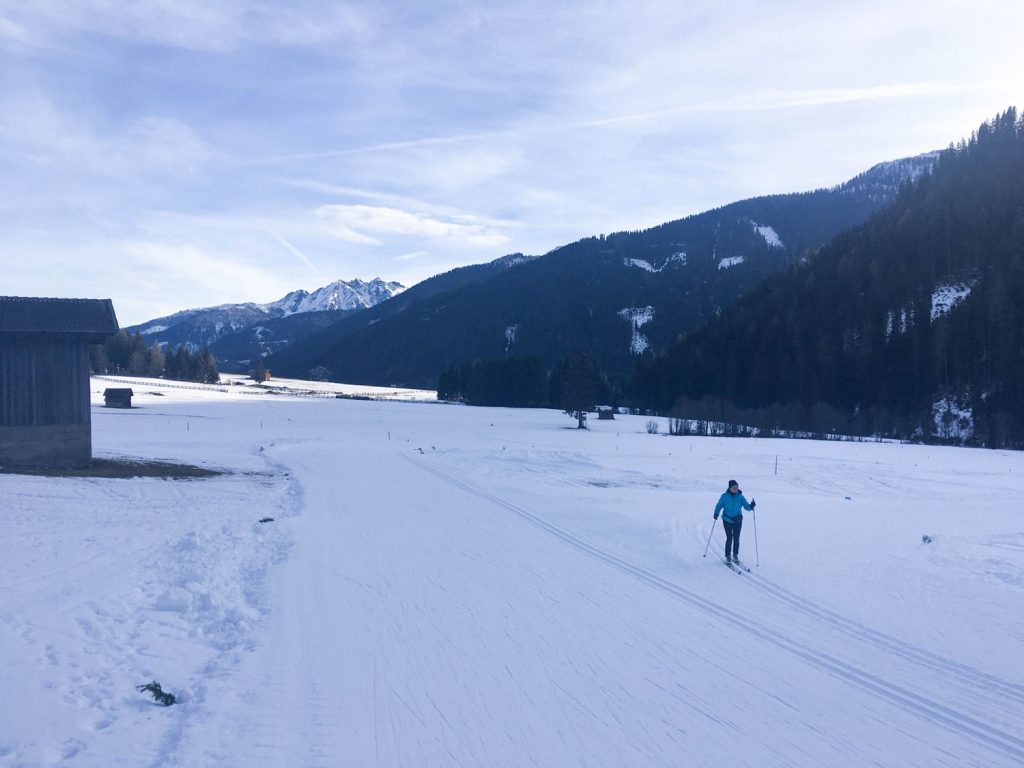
[
  {"xmin": 631, "ymin": 109, "xmax": 1024, "ymax": 447},
  {"xmin": 269, "ymin": 156, "xmax": 936, "ymax": 387}
]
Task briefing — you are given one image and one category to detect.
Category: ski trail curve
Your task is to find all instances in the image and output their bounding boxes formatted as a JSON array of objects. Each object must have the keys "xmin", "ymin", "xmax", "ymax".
[{"xmin": 402, "ymin": 453, "xmax": 1024, "ymax": 765}]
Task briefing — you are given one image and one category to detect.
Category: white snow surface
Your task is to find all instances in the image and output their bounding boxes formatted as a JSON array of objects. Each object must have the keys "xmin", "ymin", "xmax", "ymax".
[
  {"xmin": 752, "ymin": 222, "xmax": 784, "ymax": 248},
  {"xmin": 624, "ymin": 257, "xmax": 657, "ymax": 272},
  {"xmin": 931, "ymin": 281, "xmax": 974, "ymax": 321},
  {"xmin": 618, "ymin": 306, "xmax": 654, "ymax": 355},
  {"xmin": 885, "ymin": 307, "xmax": 913, "ymax": 338},
  {"xmin": 3, "ymin": 385, "xmax": 1024, "ymax": 767},
  {"xmin": 623, "ymin": 252, "xmax": 686, "ymax": 273},
  {"xmin": 95, "ymin": 373, "xmax": 437, "ymax": 401},
  {"xmin": 718, "ymin": 255, "xmax": 745, "ymax": 270}
]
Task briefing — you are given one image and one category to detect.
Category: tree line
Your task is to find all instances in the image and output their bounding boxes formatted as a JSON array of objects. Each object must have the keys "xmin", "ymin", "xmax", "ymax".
[
  {"xmin": 90, "ymin": 331, "xmax": 219, "ymax": 384},
  {"xmin": 438, "ymin": 353, "xmax": 611, "ymax": 427}
]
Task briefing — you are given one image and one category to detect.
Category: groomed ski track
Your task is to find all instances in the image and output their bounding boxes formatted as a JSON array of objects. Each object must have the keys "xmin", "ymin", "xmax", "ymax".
[
  {"xmin": 164, "ymin": 415, "xmax": 1021, "ymax": 768},
  {"xmin": 8, "ymin": 393, "xmax": 1023, "ymax": 767},
  {"xmin": 404, "ymin": 454, "xmax": 1024, "ymax": 764}
]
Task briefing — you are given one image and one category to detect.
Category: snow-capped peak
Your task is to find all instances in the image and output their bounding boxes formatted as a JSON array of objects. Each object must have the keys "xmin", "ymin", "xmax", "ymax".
[{"xmin": 268, "ymin": 278, "xmax": 405, "ymax": 317}]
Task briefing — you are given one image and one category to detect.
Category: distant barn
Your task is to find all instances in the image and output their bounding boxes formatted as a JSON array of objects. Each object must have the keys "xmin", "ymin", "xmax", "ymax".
[
  {"xmin": 0, "ymin": 297, "xmax": 119, "ymax": 467},
  {"xmin": 103, "ymin": 388, "xmax": 134, "ymax": 408}
]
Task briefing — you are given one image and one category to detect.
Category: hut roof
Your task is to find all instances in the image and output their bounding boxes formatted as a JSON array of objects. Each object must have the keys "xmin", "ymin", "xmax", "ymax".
[{"xmin": 0, "ymin": 297, "xmax": 119, "ymax": 341}]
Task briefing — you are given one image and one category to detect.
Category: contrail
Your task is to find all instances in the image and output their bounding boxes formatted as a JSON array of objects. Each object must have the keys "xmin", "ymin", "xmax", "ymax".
[
  {"xmin": 575, "ymin": 80, "xmax": 993, "ymax": 127},
  {"xmin": 265, "ymin": 228, "xmax": 318, "ymax": 274},
  {"xmin": 266, "ymin": 79, "xmax": 998, "ymax": 161}
]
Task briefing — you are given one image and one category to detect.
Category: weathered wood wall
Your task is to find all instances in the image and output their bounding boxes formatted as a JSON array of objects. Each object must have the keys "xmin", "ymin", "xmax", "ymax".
[{"xmin": 0, "ymin": 334, "xmax": 92, "ymax": 466}]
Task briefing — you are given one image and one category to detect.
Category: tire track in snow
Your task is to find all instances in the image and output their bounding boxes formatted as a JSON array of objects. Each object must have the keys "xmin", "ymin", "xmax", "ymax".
[
  {"xmin": 404, "ymin": 453, "xmax": 1024, "ymax": 765},
  {"xmin": 743, "ymin": 571, "xmax": 1024, "ymax": 705}
]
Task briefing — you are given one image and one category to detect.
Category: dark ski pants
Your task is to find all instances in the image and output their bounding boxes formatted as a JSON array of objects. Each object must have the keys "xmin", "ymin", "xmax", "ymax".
[{"xmin": 723, "ymin": 518, "xmax": 742, "ymax": 559}]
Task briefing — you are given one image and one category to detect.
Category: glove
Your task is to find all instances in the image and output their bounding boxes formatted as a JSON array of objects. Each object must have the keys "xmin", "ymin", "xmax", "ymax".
[
  {"xmin": 714, "ymin": 513, "xmax": 719, "ymax": 520},
  {"xmin": 750, "ymin": 499, "xmax": 756, "ymax": 509}
]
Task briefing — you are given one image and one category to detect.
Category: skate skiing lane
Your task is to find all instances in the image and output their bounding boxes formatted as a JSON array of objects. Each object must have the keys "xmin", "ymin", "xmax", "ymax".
[{"xmin": 163, "ymin": 439, "xmax": 1022, "ymax": 767}]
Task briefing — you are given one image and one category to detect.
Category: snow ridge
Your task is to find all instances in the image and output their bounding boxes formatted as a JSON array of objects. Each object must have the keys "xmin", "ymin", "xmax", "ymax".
[{"xmin": 270, "ymin": 278, "xmax": 405, "ymax": 316}]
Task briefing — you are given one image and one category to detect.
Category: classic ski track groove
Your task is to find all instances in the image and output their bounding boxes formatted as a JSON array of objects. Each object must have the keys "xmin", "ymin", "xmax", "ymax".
[
  {"xmin": 744, "ymin": 572, "xmax": 1024, "ymax": 705},
  {"xmin": 403, "ymin": 453, "xmax": 1024, "ymax": 764}
]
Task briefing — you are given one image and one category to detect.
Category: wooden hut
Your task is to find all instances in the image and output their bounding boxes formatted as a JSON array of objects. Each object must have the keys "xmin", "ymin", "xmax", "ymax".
[
  {"xmin": 103, "ymin": 388, "xmax": 134, "ymax": 408},
  {"xmin": 0, "ymin": 297, "xmax": 119, "ymax": 467}
]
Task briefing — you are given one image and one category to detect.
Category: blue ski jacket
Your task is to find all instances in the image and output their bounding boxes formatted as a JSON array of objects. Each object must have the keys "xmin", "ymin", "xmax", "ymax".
[{"xmin": 715, "ymin": 491, "xmax": 752, "ymax": 523}]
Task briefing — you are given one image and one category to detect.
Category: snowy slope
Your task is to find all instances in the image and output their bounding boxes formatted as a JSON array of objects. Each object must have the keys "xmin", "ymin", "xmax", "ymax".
[{"xmin": 2, "ymin": 386, "xmax": 1023, "ymax": 767}]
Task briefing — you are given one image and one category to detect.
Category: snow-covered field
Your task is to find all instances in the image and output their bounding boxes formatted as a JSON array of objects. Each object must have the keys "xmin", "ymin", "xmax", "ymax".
[
  {"xmin": 2, "ymin": 380, "xmax": 1023, "ymax": 767},
  {"xmin": 95, "ymin": 374, "xmax": 437, "ymax": 401}
]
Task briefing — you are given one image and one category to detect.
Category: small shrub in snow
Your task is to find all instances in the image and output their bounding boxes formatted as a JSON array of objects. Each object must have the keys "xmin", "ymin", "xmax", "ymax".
[
  {"xmin": 137, "ymin": 681, "xmax": 176, "ymax": 706},
  {"xmin": 921, "ymin": 535, "xmax": 934, "ymax": 544},
  {"xmin": 646, "ymin": 420, "xmax": 660, "ymax": 435}
]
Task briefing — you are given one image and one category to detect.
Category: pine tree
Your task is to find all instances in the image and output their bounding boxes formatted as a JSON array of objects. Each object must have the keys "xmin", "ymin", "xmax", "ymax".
[{"xmin": 553, "ymin": 352, "xmax": 605, "ymax": 428}]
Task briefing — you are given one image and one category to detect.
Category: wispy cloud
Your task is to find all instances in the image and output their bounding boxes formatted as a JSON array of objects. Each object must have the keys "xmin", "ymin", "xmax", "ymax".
[
  {"xmin": 4, "ymin": 0, "xmax": 1023, "ymax": 325},
  {"xmin": 397, "ymin": 250, "xmax": 428, "ymax": 261},
  {"xmin": 128, "ymin": 240, "xmax": 283, "ymax": 296},
  {"xmin": 1, "ymin": 92, "xmax": 214, "ymax": 180},
  {"xmin": 0, "ymin": 14, "xmax": 29, "ymax": 46},
  {"xmin": 282, "ymin": 179, "xmax": 516, "ymax": 229},
  {"xmin": 0, "ymin": 2, "xmax": 374, "ymax": 52},
  {"xmin": 316, "ymin": 204, "xmax": 509, "ymax": 248}
]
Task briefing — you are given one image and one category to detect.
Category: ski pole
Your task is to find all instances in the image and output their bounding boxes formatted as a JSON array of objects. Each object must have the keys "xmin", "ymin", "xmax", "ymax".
[
  {"xmin": 702, "ymin": 517, "xmax": 717, "ymax": 558},
  {"xmin": 752, "ymin": 503, "xmax": 760, "ymax": 567}
]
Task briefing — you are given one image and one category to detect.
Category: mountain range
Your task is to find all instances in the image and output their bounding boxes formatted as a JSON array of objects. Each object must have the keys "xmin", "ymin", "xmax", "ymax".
[
  {"xmin": 265, "ymin": 152, "xmax": 940, "ymax": 387},
  {"xmin": 127, "ymin": 278, "xmax": 404, "ymax": 368},
  {"xmin": 126, "ymin": 109, "xmax": 1024, "ymax": 446}
]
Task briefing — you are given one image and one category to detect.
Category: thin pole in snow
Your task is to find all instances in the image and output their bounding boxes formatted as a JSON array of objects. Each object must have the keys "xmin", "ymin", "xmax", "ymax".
[
  {"xmin": 702, "ymin": 517, "xmax": 717, "ymax": 558},
  {"xmin": 752, "ymin": 505, "xmax": 760, "ymax": 567}
]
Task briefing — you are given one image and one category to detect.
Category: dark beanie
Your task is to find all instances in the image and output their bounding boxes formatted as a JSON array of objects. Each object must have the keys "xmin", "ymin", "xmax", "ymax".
[{"xmin": 728, "ymin": 479, "xmax": 738, "ymax": 488}]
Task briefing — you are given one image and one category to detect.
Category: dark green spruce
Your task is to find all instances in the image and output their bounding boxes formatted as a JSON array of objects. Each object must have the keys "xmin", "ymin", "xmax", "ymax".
[{"xmin": 631, "ymin": 108, "xmax": 1024, "ymax": 448}]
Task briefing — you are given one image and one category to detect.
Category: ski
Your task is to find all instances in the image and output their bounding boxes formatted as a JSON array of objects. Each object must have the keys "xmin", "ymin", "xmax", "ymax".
[
  {"xmin": 731, "ymin": 560, "xmax": 752, "ymax": 572},
  {"xmin": 722, "ymin": 558, "xmax": 742, "ymax": 574}
]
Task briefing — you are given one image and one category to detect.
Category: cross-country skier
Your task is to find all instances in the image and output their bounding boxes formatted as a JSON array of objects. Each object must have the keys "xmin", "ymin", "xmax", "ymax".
[{"xmin": 714, "ymin": 479, "xmax": 755, "ymax": 564}]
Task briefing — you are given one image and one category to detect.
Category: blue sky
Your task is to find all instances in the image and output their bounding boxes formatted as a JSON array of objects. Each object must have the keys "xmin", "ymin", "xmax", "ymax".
[{"xmin": 2, "ymin": 1, "xmax": 1021, "ymax": 325}]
